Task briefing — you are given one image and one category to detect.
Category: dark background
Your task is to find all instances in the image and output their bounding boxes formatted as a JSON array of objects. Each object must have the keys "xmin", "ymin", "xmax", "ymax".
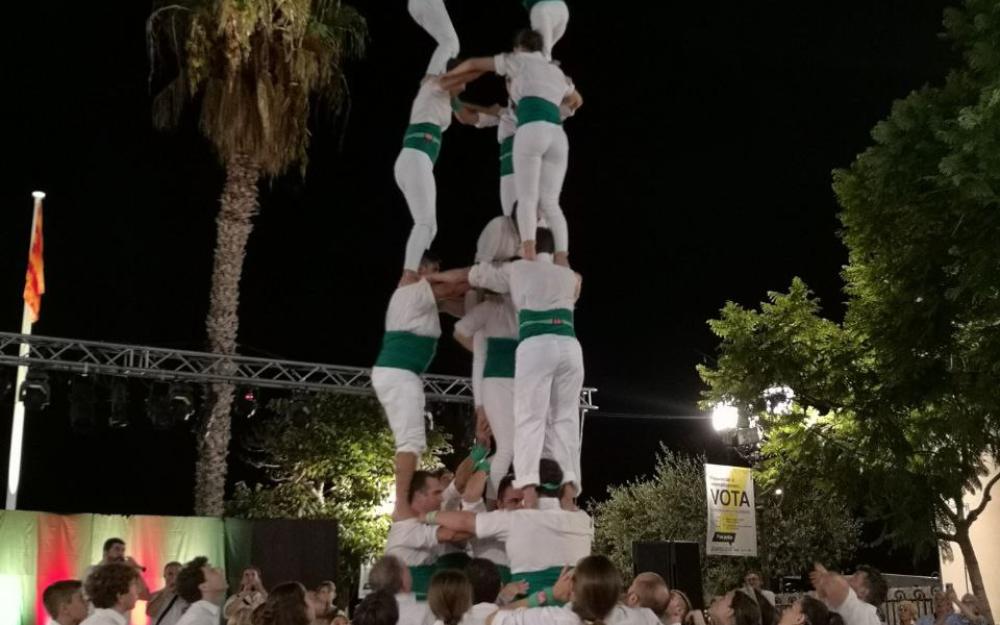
[{"xmin": 0, "ymin": 1, "xmax": 954, "ymax": 574}]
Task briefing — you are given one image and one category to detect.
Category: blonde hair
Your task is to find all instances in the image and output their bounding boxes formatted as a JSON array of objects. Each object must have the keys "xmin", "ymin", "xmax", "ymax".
[{"xmin": 428, "ymin": 570, "xmax": 472, "ymax": 625}]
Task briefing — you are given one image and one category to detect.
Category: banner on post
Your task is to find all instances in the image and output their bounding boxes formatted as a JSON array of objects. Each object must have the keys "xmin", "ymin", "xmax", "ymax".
[{"xmin": 704, "ymin": 463, "xmax": 757, "ymax": 557}]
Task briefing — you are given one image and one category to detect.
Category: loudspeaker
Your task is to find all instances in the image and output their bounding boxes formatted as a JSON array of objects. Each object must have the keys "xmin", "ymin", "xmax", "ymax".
[
  {"xmin": 632, "ymin": 540, "xmax": 704, "ymax": 609},
  {"xmin": 250, "ymin": 519, "xmax": 338, "ymax": 590}
]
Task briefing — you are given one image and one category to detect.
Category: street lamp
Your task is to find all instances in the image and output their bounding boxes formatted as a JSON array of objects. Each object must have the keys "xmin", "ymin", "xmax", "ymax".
[{"xmin": 711, "ymin": 403, "xmax": 739, "ymax": 432}]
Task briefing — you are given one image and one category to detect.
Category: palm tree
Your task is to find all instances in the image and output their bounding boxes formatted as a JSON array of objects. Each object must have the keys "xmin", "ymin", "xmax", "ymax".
[{"xmin": 147, "ymin": 0, "xmax": 367, "ymax": 515}]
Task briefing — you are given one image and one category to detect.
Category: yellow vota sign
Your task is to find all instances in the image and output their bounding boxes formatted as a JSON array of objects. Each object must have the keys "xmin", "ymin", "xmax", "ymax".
[{"xmin": 704, "ymin": 464, "xmax": 757, "ymax": 557}]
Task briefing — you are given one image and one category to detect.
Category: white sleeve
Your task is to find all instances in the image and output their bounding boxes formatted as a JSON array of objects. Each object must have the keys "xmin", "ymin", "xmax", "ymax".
[
  {"xmin": 411, "ymin": 523, "xmax": 441, "ymax": 549},
  {"xmin": 469, "ymin": 262, "xmax": 512, "ymax": 293},
  {"xmin": 475, "ymin": 510, "xmax": 511, "ymax": 541},
  {"xmin": 493, "ymin": 53, "xmax": 512, "ymax": 77},
  {"xmin": 455, "ymin": 301, "xmax": 490, "ymax": 338},
  {"xmin": 830, "ymin": 589, "xmax": 881, "ymax": 625},
  {"xmin": 493, "ymin": 607, "xmax": 570, "ymax": 625},
  {"xmin": 442, "ymin": 481, "xmax": 461, "ymax": 506},
  {"xmin": 475, "ymin": 114, "xmax": 501, "ymax": 129},
  {"xmin": 462, "ymin": 498, "xmax": 487, "ymax": 512},
  {"xmin": 472, "ymin": 330, "xmax": 486, "ymax": 406}
]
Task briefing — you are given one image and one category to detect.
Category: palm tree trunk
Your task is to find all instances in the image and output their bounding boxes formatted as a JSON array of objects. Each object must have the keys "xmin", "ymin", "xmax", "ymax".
[
  {"xmin": 194, "ymin": 153, "xmax": 260, "ymax": 516},
  {"xmin": 954, "ymin": 526, "xmax": 994, "ymax": 625}
]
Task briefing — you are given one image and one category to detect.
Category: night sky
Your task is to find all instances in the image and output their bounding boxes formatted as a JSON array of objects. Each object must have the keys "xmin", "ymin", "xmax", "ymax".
[{"xmin": 1, "ymin": 1, "xmax": 953, "ymax": 572}]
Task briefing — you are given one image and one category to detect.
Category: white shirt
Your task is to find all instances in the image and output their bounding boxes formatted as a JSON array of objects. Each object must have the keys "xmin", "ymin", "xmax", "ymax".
[
  {"xmin": 469, "ymin": 256, "xmax": 579, "ymax": 320},
  {"xmin": 493, "ymin": 51, "xmax": 574, "ymax": 108},
  {"xmin": 80, "ymin": 609, "xmax": 127, "ymax": 625},
  {"xmin": 475, "ymin": 498, "xmax": 592, "ymax": 573},
  {"xmin": 830, "ymin": 589, "xmax": 882, "ymax": 625},
  {"xmin": 606, "ymin": 605, "xmax": 662, "ymax": 625},
  {"xmin": 463, "ymin": 499, "xmax": 509, "ymax": 566},
  {"xmin": 409, "ymin": 77, "xmax": 453, "ymax": 131},
  {"xmin": 493, "ymin": 606, "xmax": 581, "ymax": 625},
  {"xmin": 383, "ymin": 279, "xmax": 441, "ymax": 338},
  {"xmin": 151, "ymin": 592, "xmax": 188, "ymax": 625},
  {"xmin": 176, "ymin": 600, "xmax": 220, "ymax": 625},
  {"xmin": 462, "ymin": 603, "xmax": 500, "ymax": 625},
  {"xmin": 456, "ymin": 297, "xmax": 519, "ymax": 343},
  {"xmin": 397, "ymin": 592, "xmax": 436, "ymax": 625},
  {"xmin": 386, "ymin": 518, "xmax": 442, "ymax": 566}
]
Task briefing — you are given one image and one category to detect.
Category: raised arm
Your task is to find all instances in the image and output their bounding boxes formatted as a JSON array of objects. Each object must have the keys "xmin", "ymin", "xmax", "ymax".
[{"xmin": 421, "ymin": 509, "xmax": 478, "ymax": 535}]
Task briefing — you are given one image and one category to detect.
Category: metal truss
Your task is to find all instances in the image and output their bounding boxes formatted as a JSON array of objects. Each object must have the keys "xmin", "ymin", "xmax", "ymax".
[{"xmin": 0, "ymin": 332, "xmax": 598, "ymax": 410}]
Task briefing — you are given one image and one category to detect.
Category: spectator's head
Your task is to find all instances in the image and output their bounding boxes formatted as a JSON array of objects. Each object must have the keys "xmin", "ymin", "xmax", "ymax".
[
  {"xmin": 369, "ymin": 555, "xmax": 408, "ymax": 595},
  {"xmin": 420, "ymin": 252, "xmax": 441, "ymax": 276},
  {"xmin": 513, "ymin": 29, "xmax": 544, "ymax": 54},
  {"xmin": 497, "ymin": 475, "xmax": 524, "ymax": 511},
  {"xmin": 779, "ymin": 595, "xmax": 844, "ymax": 625},
  {"xmin": 85, "ymin": 562, "xmax": 140, "ymax": 611},
  {"xmin": 465, "ymin": 558, "xmax": 501, "ymax": 605},
  {"xmin": 175, "ymin": 556, "xmax": 228, "ymax": 604},
  {"xmin": 960, "ymin": 594, "xmax": 982, "ymax": 617},
  {"xmin": 744, "ymin": 572, "xmax": 763, "ymax": 591},
  {"xmin": 253, "ymin": 582, "xmax": 312, "ymax": 625},
  {"xmin": 625, "ymin": 572, "xmax": 670, "ymax": 618},
  {"xmin": 570, "ymin": 555, "xmax": 622, "ymax": 625},
  {"xmin": 897, "ymin": 601, "xmax": 918, "ymax": 624},
  {"xmin": 43, "ymin": 580, "xmax": 87, "ymax": 625},
  {"xmin": 102, "ymin": 538, "xmax": 126, "ymax": 563},
  {"xmin": 241, "ymin": 566, "xmax": 263, "ymax": 591},
  {"xmin": 538, "ymin": 459, "xmax": 563, "ymax": 498},
  {"xmin": 932, "ymin": 591, "xmax": 954, "ymax": 617},
  {"xmin": 428, "ymin": 570, "xmax": 473, "ymax": 625},
  {"xmin": 849, "ymin": 566, "xmax": 887, "ymax": 607},
  {"xmin": 163, "ymin": 561, "xmax": 182, "ymax": 589},
  {"xmin": 352, "ymin": 591, "xmax": 398, "ymax": 625},
  {"xmin": 408, "ymin": 471, "xmax": 444, "ymax": 514},
  {"xmin": 667, "ymin": 590, "xmax": 693, "ymax": 624},
  {"xmin": 316, "ymin": 580, "xmax": 337, "ymax": 607},
  {"xmin": 709, "ymin": 589, "xmax": 761, "ymax": 625}
]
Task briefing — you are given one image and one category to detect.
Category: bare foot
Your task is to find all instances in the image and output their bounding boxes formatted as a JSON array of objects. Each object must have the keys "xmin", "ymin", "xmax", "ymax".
[
  {"xmin": 399, "ymin": 270, "xmax": 420, "ymax": 287},
  {"xmin": 521, "ymin": 486, "xmax": 539, "ymax": 509},
  {"xmin": 521, "ymin": 240, "xmax": 537, "ymax": 260},
  {"xmin": 554, "ymin": 252, "xmax": 570, "ymax": 267}
]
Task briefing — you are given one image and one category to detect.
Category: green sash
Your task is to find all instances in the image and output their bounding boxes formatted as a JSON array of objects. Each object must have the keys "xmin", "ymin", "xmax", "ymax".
[
  {"xmin": 403, "ymin": 123, "xmax": 443, "ymax": 164},
  {"xmin": 484, "ymin": 338, "xmax": 518, "ymax": 378},
  {"xmin": 499, "ymin": 136, "xmax": 514, "ymax": 176},
  {"xmin": 409, "ymin": 564, "xmax": 437, "ymax": 601},
  {"xmin": 518, "ymin": 308, "xmax": 575, "ymax": 341},
  {"xmin": 375, "ymin": 331, "xmax": 438, "ymax": 374},
  {"xmin": 516, "ymin": 97, "xmax": 562, "ymax": 127}
]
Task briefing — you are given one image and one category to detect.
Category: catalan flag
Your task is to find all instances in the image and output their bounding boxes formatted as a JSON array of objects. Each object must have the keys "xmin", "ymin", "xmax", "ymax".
[{"xmin": 23, "ymin": 198, "xmax": 45, "ymax": 323}]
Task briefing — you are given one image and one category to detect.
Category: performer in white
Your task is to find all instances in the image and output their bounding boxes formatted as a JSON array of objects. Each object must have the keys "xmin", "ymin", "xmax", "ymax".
[
  {"xmin": 408, "ymin": 0, "xmax": 460, "ymax": 76},
  {"xmin": 522, "ymin": 0, "xmax": 569, "ymax": 60},
  {"xmin": 442, "ymin": 30, "xmax": 583, "ymax": 266},
  {"xmin": 420, "ymin": 459, "xmax": 592, "ymax": 598},
  {"xmin": 373, "ymin": 252, "xmax": 468, "ymax": 511},
  {"xmin": 396, "ymin": 66, "xmax": 467, "ymax": 283},
  {"xmin": 431, "ymin": 229, "xmax": 583, "ymax": 506}
]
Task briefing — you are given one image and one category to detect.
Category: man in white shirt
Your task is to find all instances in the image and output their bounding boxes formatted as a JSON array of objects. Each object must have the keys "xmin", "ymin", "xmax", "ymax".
[
  {"xmin": 174, "ymin": 556, "xmax": 229, "ymax": 625},
  {"xmin": 811, "ymin": 563, "xmax": 886, "ymax": 625},
  {"xmin": 421, "ymin": 459, "xmax": 592, "ymax": 598},
  {"xmin": 463, "ymin": 558, "xmax": 504, "ymax": 625},
  {"xmin": 81, "ymin": 562, "xmax": 141, "ymax": 625},
  {"xmin": 147, "ymin": 561, "xmax": 186, "ymax": 625},
  {"xmin": 743, "ymin": 571, "xmax": 776, "ymax": 607},
  {"xmin": 369, "ymin": 555, "xmax": 435, "ymax": 625},
  {"xmin": 43, "ymin": 580, "xmax": 88, "ymax": 625}
]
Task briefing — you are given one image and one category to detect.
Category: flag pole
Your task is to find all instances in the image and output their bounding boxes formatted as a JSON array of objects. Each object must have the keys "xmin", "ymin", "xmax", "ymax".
[{"xmin": 5, "ymin": 191, "xmax": 44, "ymax": 510}]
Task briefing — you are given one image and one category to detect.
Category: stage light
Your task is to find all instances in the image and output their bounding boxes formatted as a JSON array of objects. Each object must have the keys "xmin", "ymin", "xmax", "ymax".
[
  {"xmin": 234, "ymin": 387, "xmax": 258, "ymax": 419},
  {"xmin": 32, "ymin": 191, "xmax": 46, "ymax": 199},
  {"xmin": 69, "ymin": 377, "xmax": 97, "ymax": 432},
  {"xmin": 109, "ymin": 379, "xmax": 129, "ymax": 429},
  {"xmin": 19, "ymin": 370, "xmax": 50, "ymax": 411},
  {"xmin": 711, "ymin": 403, "xmax": 739, "ymax": 432},
  {"xmin": 168, "ymin": 383, "xmax": 196, "ymax": 422}
]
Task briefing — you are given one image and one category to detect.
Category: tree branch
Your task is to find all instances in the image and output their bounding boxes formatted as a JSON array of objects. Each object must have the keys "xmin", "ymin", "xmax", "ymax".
[{"xmin": 966, "ymin": 469, "xmax": 1000, "ymax": 525}]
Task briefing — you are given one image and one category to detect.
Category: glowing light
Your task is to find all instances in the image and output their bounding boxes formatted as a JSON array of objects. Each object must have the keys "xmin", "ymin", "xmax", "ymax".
[
  {"xmin": 774, "ymin": 488, "xmax": 784, "ymax": 496},
  {"xmin": 31, "ymin": 191, "xmax": 46, "ymax": 200},
  {"xmin": 711, "ymin": 403, "xmax": 739, "ymax": 432}
]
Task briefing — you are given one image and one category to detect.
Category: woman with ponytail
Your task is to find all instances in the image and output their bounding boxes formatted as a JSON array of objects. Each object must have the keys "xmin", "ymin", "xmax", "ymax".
[
  {"xmin": 429, "ymin": 570, "xmax": 474, "ymax": 625},
  {"xmin": 251, "ymin": 582, "xmax": 313, "ymax": 625}
]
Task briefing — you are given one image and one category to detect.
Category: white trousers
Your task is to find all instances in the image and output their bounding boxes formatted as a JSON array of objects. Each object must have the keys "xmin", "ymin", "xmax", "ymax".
[
  {"xmin": 512, "ymin": 335, "xmax": 584, "ymax": 489},
  {"xmin": 394, "ymin": 148, "xmax": 437, "ymax": 271},
  {"xmin": 408, "ymin": 0, "xmax": 460, "ymax": 75},
  {"xmin": 513, "ymin": 122, "xmax": 569, "ymax": 252},
  {"xmin": 530, "ymin": 1, "xmax": 569, "ymax": 60},
  {"xmin": 500, "ymin": 172, "xmax": 516, "ymax": 217},
  {"xmin": 483, "ymin": 377, "xmax": 515, "ymax": 494},
  {"xmin": 372, "ymin": 366, "xmax": 427, "ymax": 454}
]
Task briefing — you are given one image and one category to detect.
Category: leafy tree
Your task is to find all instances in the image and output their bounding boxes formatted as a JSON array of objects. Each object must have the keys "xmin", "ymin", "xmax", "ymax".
[
  {"xmin": 227, "ymin": 394, "xmax": 452, "ymax": 598},
  {"xmin": 700, "ymin": 3, "xmax": 1000, "ymax": 618},
  {"xmin": 147, "ymin": 0, "xmax": 368, "ymax": 515},
  {"xmin": 590, "ymin": 448, "xmax": 860, "ymax": 600}
]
